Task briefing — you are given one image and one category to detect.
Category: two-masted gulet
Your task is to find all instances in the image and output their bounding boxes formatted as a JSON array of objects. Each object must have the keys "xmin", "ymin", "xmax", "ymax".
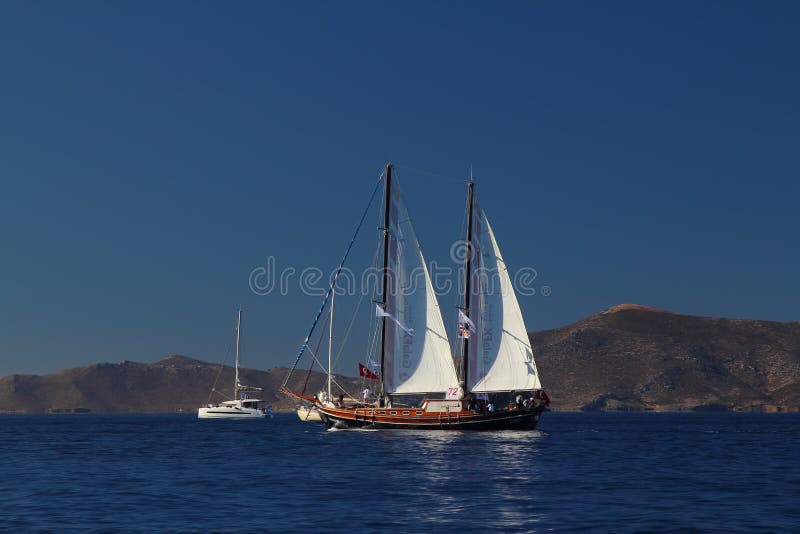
[{"xmin": 281, "ymin": 163, "xmax": 549, "ymax": 430}]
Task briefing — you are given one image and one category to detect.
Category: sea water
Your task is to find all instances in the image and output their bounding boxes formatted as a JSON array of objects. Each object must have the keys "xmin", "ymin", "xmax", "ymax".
[{"xmin": 0, "ymin": 413, "xmax": 797, "ymax": 532}]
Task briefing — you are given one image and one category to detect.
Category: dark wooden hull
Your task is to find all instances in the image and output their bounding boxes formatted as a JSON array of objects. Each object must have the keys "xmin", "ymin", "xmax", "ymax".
[
  {"xmin": 317, "ymin": 405, "xmax": 544, "ymax": 431},
  {"xmin": 280, "ymin": 388, "xmax": 545, "ymax": 431}
]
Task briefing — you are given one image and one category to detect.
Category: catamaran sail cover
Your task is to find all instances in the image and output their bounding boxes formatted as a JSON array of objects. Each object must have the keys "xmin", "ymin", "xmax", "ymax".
[
  {"xmin": 383, "ymin": 181, "xmax": 459, "ymax": 394},
  {"xmin": 468, "ymin": 205, "xmax": 542, "ymax": 392}
]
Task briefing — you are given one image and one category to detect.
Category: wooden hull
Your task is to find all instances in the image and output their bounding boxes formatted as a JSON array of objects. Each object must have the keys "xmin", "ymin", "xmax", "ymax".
[
  {"xmin": 317, "ymin": 404, "xmax": 544, "ymax": 431},
  {"xmin": 281, "ymin": 388, "xmax": 545, "ymax": 430}
]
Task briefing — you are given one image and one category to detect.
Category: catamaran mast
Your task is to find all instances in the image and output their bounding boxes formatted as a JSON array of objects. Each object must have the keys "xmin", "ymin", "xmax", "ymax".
[
  {"xmin": 234, "ymin": 307, "xmax": 242, "ymax": 400},
  {"xmin": 379, "ymin": 162, "xmax": 392, "ymax": 401},
  {"xmin": 462, "ymin": 180, "xmax": 475, "ymax": 396}
]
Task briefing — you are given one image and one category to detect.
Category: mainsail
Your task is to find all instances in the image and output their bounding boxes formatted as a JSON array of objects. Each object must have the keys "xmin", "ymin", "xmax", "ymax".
[
  {"xmin": 467, "ymin": 202, "xmax": 542, "ymax": 392},
  {"xmin": 281, "ymin": 164, "xmax": 547, "ymax": 431},
  {"xmin": 382, "ymin": 179, "xmax": 459, "ymax": 394}
]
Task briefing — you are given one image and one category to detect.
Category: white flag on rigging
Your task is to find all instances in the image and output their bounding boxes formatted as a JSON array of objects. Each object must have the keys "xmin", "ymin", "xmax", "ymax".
[
  {"xmin": 375, "ymin": 304, "xmax": 415, "ymax": 336},
  {"xmin": 458, "ymin": 310, "xmax": 476, "ymax": 332}
]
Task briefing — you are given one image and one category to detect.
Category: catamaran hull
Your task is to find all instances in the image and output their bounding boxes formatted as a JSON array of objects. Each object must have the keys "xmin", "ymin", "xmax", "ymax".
[
  {"xmin": 318, "ymin": 406, "xmax": 544, "ymax": 431},
  {"xmin": 197, "ymin": 408, "xmax": 266, "ymax": 419}
]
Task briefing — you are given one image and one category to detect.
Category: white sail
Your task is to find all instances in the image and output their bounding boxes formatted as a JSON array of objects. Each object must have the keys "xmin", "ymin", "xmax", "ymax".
[
  {"xmin": 383, "ymin": 180, "xmax": 460, "ymax": 394},
  {"xmin": 468, "ymin": 205, "xmax": 542, "ymax": 392}
]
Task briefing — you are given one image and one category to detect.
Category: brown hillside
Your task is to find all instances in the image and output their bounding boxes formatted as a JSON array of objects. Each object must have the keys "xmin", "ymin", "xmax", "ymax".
[
  {"xmin": 2, "ymin": 306, "xmax": 798, "ymax": 414},
  {"xmin": 0, "ymin": 355, "xmax": 363, "ymax": 414},
  {"xmin": 532, "ymin": 305, "xmax": 800, "ymax": 411}
]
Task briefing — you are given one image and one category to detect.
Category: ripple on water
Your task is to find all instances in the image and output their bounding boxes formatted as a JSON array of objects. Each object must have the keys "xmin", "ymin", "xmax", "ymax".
[{"xmin": 0, "ymin": 412, "xmax": 798, "ymax": 531}]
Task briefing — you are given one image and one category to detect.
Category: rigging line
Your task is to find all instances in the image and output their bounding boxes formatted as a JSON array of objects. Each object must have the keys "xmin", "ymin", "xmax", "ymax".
[
  {"xmin": 210, "ymin": 389, "xmax": 230, "ymax": 401},
  {"xmin": 455, "ymin": 184, "xmax": 474, "ymax": 377},
  {"xmin": 364, "ymin": 237, "xmax": 382, "ymax": 374},
  {"xmin": 367, "ymin": 326, "xmax": 379, "ymax": 374},
  {"xmin": 450, "ymin": 185, "xmax": 472, "ymax": 362},
  {"xmin": 352, "ymin": 198, "xmax": 383, "ymax": 382},
  {"xmin": 328, "ymin": 375, "xmax": 358, "ymax": 403},
  {"xmin": 206, "ymin": 321, "xmax": 237, "ymax": 405},
  {"xmin": 331, "ymin": 240, "xmax": 380, "ymax": 369},
  {"xmin": 300, "ymin": 311, "xmax": 330, "ymax": 395},
  {"xmin": 283, "ymin": 171, "xmax": 384, "ymax": 388},
  {"xmin": 306, "ymin": 344, "xmax": 354, "ymax": 400},
  {"xmin": 364, "ymin": 302, "xmax": 382, "ymax": 389},
  {"xmin": 301, "ymin": 351, "xmax": 316, "ymax": 389},
  {"xmin": 302, "ymin": 316, "xmax": 330, "ymax": 393},
  {"xmin": 331, "ymin": 285, "xmax": 366, "ymax": 371}
]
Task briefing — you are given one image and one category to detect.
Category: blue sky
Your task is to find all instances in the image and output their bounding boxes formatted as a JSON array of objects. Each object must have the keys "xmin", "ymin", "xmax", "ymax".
[{"xmin": 1, "ymin": 1, "xmax": 798, "ymax": 376}]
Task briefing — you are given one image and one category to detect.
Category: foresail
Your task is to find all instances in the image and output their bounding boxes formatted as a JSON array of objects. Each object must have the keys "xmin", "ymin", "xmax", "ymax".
[
  {"xmin": 468, "ymin": 206, "xmax": 542, "ymax": 392},
  {"xmin": 383, "ymin": 181, "xmax": 459, "ymax": 394}
]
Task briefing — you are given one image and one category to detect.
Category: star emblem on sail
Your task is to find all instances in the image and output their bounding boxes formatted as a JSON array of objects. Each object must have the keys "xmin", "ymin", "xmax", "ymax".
[{"xmin": 375, "ymin": 303, "xmax": 414, "ymax": 336}]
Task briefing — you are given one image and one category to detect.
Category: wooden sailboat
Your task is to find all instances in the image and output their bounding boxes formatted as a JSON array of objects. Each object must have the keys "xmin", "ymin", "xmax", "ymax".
[{"xmin": 282, "ymin": 163, "xmax": 549, "ymax": 430}]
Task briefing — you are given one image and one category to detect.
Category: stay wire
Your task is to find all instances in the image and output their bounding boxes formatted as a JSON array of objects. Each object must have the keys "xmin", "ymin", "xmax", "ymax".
[
  {"xmin": 283, "ymin": 170, "xmax": 384, "ymax": 388},
  {"xmin": 206, "ymin": 317, "xmax": 238, "ymax": 405}
]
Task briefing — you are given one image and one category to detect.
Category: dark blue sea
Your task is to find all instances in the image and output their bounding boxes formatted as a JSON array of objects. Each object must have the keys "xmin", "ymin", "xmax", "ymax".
[{"xmin": 0, "ymin": 413, "xmax": 798, "ymax": 532}]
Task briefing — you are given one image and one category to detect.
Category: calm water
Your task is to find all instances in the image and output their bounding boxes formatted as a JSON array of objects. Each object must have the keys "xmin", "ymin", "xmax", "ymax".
[{"xmin": 0, "ymin": 413, "xmax": 798, "ymax": 532}]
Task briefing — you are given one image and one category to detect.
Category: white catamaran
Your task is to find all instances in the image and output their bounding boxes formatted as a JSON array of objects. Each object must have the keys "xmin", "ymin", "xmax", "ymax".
[
  {"xmin": 198, "ymin": 308, "xmax": 271, "ymax": 420},
  {"xmin": 283, "ymin": 163, "xmax": 549, "ymax": 430}
]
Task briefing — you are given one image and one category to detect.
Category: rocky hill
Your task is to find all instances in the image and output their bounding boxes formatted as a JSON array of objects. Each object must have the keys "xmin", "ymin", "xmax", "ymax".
[
  {"xmin": 532, "ymin": 304, "xmax": 800, "ymax": 412},
  {"xmin": 0, "ymin": 355, "xmax": 362, "ymax": 414},
  {"xmin": 1, "ymin": 305, "xmax": 798, "ymax": 413}
]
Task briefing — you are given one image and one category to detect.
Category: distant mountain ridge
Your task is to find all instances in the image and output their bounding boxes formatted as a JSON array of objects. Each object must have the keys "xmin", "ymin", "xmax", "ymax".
[
  {"xmin": 532, "ymin": 304, "xmax": 800, "ymax": 412},
  {"xmin": 0, "ymin": 355, "xmax": 361, "ymax": 414},
  {"xmin": 1, "ymin": 305, "xmax": 798, "ymax": 413}
]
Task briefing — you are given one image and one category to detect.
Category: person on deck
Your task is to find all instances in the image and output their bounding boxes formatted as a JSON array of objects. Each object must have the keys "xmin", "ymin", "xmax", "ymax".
[{"xmin": 362, "ymin": 387, "xmax": 371, "ymax": 404}]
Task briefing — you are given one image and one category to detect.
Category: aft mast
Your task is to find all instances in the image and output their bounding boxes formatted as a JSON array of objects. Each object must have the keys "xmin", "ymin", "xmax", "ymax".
[
  {"xmin": 461, "ymin": 180, "xmax": 475, "ymax": 397},
  {"xmin": 279, "ymin": 163, "xmax": 545, "ymax": 430},
  {"xmin": 379, "ymin": 162, "xmax": 392, "ymax": 403},
  {"xmin": 234, "ymin": 306, "xmax": 242, "ymax": 401}
]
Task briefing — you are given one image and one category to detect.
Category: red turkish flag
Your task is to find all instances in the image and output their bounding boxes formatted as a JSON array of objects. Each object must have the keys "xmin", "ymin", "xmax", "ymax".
[{"xmin": 358, "ymin": 362, "xmax": 378, "ymax": 379}]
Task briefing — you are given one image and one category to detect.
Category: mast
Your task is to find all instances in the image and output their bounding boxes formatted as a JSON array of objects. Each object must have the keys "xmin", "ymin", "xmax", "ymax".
[
  {"xmin": 234, "ymin": 307, "xmax": 242, "ymax": 400},
  {"xmin": 462, "ymin": 180, "xmax": 475, "ymax": 396},
  {"xmin": 379, "ymin": 162, "xmax": 392, "ymax": 399},
  {"xmin": 328, "ymin": 288, "xmax": 334, "ymax": 400}
]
